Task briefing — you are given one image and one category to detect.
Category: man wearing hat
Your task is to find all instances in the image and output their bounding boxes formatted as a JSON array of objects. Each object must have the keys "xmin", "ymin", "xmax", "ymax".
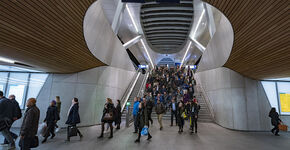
[{"xmin": 42, "ymin": 100, "xmax": 59, "ymax": 143}]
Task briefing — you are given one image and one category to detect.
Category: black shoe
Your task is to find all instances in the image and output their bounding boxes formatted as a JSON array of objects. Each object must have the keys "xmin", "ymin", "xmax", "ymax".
[
  {"xmin": 116, "ymin": 126, "xmax": 120, "ymax": 130},
  {"xmin": 41, "ymin": 138, "xmax": 47, "ymax": 143},
  {"xmin": 275, "ymin": 134, "xmax": 280, "ymax": 136},
  {"xmin": 170, "ymin": 124, "xmax": 173, "ymax": 126},
  {"xmin": 151, "ymin": 121, "xmax": 153, "ymax": 125},
  {"xmin": 271, "ymin": 129, "xmax": 274, "ymax": 134},
  {"xmin": 51, "ymin": 134, "xmax": 55, "ymax": 139},
  {"xmin": 135, "ymin": 139, "xmax": 140, "ymax": 143},
  {"xmin": 98, "ymin": 135, "xmax": 103, "ymax": 138},
  {"xmin": 160, "ymin": 127, "xmax": 163, "ymax": 130},
  {"xmin": 147, "ymin": 135, "xmax": 152, "ymax": 140},
  {"xmin": 133, "ymin": 131, "xmax": 138, "ymax": 133},
  {"xmin": 108, "ymin": 135, "xmax": 113, "ymax": 139},
  {"xmin": 191, "ymin": 131, "xmax": 194, "ymax": 134}
]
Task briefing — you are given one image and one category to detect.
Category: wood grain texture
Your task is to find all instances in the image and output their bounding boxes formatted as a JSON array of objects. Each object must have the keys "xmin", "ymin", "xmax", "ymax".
[
  {"xmin": 204, "ymin": 0, "xmax": 290, "ymax": 79},
  {"xmin": 0, "ymin": 0, "xmax": 105, "ymax": 73}
]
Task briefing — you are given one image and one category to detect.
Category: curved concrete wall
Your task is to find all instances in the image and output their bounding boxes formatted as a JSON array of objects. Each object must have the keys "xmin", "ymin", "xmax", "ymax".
[
  {"xmin": 83, "ymin": 1, "xmax": 135, "ymax": 71},
  {"xmin": 197, "ymin": 15, "xmax": 233, "ymax": 72},
  {"xmin": 196, "ymin": 67, "xmax": 272, "ymax": 131},
  {"xmin": 12, "ymin": 66, "xmax": 136, "ymax": 127}
]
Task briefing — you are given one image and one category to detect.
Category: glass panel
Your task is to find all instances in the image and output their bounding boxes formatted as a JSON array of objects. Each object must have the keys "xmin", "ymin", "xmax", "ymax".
[
  {"xmin": 0, "ymin": 72, "xmax": 8, "ymax": 92},
  {"xmin": 261, "ymin": 81, "xmax": 279, "ymax": 112},
  {"xmin": 27, "ymin": 73, "xmax": 48, "ymax": 99},
  {"xmin": 6, "ymin": 73, "xmax": 29, "ymax": 108},
  {"xmin": 277, "ymin": 82, "xmax": 290, "ymax": 115}
]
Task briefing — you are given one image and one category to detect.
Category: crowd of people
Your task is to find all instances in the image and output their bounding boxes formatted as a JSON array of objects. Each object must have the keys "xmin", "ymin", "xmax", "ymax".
[{"xmin": 0, "ymin": 66, "xmax": 285, "ymax": 149}]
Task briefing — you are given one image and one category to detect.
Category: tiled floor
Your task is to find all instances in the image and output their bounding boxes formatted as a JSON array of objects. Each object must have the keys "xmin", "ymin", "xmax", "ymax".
[{"xmin": 1, "ymin": 119, "xmax": 289, "ymax": 150}]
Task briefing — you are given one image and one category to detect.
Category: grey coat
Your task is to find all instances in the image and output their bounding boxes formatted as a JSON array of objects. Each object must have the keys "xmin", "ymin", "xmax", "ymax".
[{"xmin": 20, "ymin": 105, "xmax": 40, "ymax": 138}]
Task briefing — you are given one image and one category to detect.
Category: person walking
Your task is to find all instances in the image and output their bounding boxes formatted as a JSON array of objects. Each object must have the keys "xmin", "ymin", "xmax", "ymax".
[
  {"xmin": 169, "ymin": 99, "xmax": 177, "ymax": 126},
  {"xmin": 66, "ymin": 98, "xmax": 83, "ymax": 141},
  {"xmin": 0, "ymin": 91, "xmax": 16, "ymax": 149},
  {"xmin": 2, "ymin": 95, "xmax": 22, "ymax": 146},
  {"xmin": 134, "ymin": 102, "xmax": 152, "ymax": 143},
  {"xmin": 190, "ymin": 99, "xmax": 200, "ymax": 133},
  {"xmin": 146, "ymin": 97, "xmax": 154, "ymax": 125},
  {"xmin": 42, "ymin": 100, "xmax": 59, "ymax": 143},
  {"xmin": 19, "ymin": 98, "xmax": 40, "ymax": 150},
  {"xmin": 132, "ymin": 97, "xmax": 140, "ymax": 133},
  {"xmin": 177, "ymin": 102, "xmax": 185, "ymax": 133},
  {"xmin": 55, "ymin": 96, "xmax": 61, "ymax": 116},
  {"xmin": 115, "ymin": 100, "xmax": 122, "ymax": 130},
  {"xmin": 99, "ymin": 98, "xmax": 115, "ymax": 138},
  {"xmin": 269, "ymin": 108, "xmax": 282, "ymax": 136},
  {"xmin": 155, "ymin": 99, "xmax": 165, "ymax": 130}
]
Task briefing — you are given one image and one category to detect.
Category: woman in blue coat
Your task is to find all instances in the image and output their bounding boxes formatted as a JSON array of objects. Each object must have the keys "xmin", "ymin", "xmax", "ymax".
[{"xmin": 66, "ymin": 98, "xmax": 83, "ymax": 141}]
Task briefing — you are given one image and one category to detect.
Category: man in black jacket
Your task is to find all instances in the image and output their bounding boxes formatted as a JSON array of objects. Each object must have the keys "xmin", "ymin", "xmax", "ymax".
[
  {"xmin": 190, "ymin": 98, "xmax": 200, "ymax": 133},
  {"xmin": 20, "ymin": 98, "xmax": 40, "ymax": 150},
  {"xmin": 0, "ymin": 91, "xmax": 16, "ymax": 149},
  {"xmin": 169, "ymin": 98, "xmax": 177, "ymax": 126},
  {"xmin": 42, "ymin": 100, "xmax": 59, "ymax": 143},
  {"xmin": 2, "ymin": 95, "xmax": 22, "ymax": 145}
]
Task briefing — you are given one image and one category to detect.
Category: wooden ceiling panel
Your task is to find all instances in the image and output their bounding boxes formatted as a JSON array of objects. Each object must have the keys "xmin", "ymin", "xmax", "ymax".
[
  {"xmin": 0, "ymin": 0, "xmax": 105, "ymax": 73},
  {"xmin": 204, "ymin": 0, "xmax": 290, "ymax": 79}
]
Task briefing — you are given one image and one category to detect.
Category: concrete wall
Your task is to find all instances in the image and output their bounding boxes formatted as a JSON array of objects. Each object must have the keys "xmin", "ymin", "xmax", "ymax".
[
  {"xmin": 83, "ymin": 0, "xmax": 135, "ymax": 71},
  {"xmin": 13, "ymin": 66, "xmax": 135, "ymax": 128},
  {"xmin": 197, "ymin": 14, "xmax": 233, "ymax": 72},
  {"xmin": 196, "ymin": 67, "xmax": 273, "ymax": 131}
]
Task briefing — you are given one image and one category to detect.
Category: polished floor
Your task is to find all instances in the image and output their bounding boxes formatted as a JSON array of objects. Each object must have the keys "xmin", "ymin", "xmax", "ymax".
[{"xmin": 1, "ymin": 119, "xmax": 289, "ymax": 150}]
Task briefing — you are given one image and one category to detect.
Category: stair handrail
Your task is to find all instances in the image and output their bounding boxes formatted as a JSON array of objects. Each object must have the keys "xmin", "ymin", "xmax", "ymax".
[
  {"xmin": 194, "ymin": 75, "xmax": 215, "ymax": 122},
  {"xmin": 120, "ymin": 69, "xmax": 141, "ymax": 112},
  {"xmin": 137, "ymin": 69, "xmax": 150, "ymax": 98}
]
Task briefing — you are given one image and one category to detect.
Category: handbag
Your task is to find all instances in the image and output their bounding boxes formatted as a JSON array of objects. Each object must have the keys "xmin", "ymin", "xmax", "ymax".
[
  {"xmin": 278, "ymin": 123, "xmax": 288, "ymax": 131},
  {"xmin": 69, "ymin": 126, "xmax": 78, "ymax": 137},
  {"xmin": 182, "ymin": 112, "xmax": 187, "ymax": 119},
  {"xmin": 103, "ymin": 112, "xmax": 113, "ymax": 121}
]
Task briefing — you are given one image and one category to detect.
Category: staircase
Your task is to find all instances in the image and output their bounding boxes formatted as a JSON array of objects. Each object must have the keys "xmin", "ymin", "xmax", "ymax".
[{"xmin": 121, "ymin": 73, "xmax": 145, "ymax": 119}]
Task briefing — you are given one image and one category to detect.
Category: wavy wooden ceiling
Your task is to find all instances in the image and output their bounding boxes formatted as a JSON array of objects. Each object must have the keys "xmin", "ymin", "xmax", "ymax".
[
  {"xmin": 0, "ymin": 0, "xmax": 105, "ymax": 73},
  {"xmin": 204, "ymin": 0, "xmax": 290, "ymax": 79}
]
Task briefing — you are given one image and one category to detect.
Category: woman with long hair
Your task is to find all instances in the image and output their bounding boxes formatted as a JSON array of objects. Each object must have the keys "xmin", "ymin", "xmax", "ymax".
[{"xmin": 99, "ymin": 98, "xmax": 115, "ymax": 138}]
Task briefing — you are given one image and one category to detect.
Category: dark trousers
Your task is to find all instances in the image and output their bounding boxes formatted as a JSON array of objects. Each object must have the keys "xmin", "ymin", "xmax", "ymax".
[
  {"xmin": 191, "ymin": 117, "xmax": 197, "ymax": 132},
  {"xmin": 20, "ymin": 137, "xmax": 33, "ymax": 150},
  {"xmin": 4, "ymin": 125, "xmax": 18, "ymax": 144},
  {"xmin": 171, "ymin": 110, "xmax": 177, "ymax": 125},
  {"xmin": 133, "ymin": 115, "xmax": 138, "ymax": 132},
  {"xmin": 148, "ymin": 112, "xmax": 153, "ymax": 125},
  {"xmin": 100, "ymin": 122, "xmax": 113, "ymax": 137},
  {"xmin": 271, "ymin": 125, "xmax": 279, "ymax": 135},
  {"xmin": 178, "ymin": 118, "xmax": 184, "ymax": 130},
  {"xmin": 67, "ymin": 125, "xmax": 82, "ymax": 141},
  {"xmin": 44, "ymin": 122, "xmax": 55, "ymax": 139}
]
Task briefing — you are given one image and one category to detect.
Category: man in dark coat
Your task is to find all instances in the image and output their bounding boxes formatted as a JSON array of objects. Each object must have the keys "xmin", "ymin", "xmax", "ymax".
[
  {"xmin": 66, "ymin": 98, "xmax": 82, "ymax": 141},
  {"xmin": 114, "ymin": 100, "xmax": 122, "ymax": 130},
  {"xmin": 0, "ymin": 91, "xmax": 16, "ymax": 149},
  {"xmin": 20, "ymin": 98, "xmax": 40, "ymax": 150},
  {"xmin": 135, "ymin": 102, "xmax": 152, "ymax": 143},
  {"xmin": 190, "ymin": 98, "xmax": 200, "ymax": 133},
  {"xmin": 1, "ymin": 94, "xmax": 22, "ymax": 146},
  {"xmin": 42, "ymin": 100, "xmax": 59, "ymax": 143},
  {"xmin": 169, "ymin": 98, "xmax": 177, "ymax": 126},
  {"xmin": 269, "ymin": 107, "xmax": 282, "ymax": 136}
]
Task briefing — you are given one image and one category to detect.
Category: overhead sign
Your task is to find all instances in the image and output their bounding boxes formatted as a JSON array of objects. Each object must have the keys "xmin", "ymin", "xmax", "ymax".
[
  {"xmin": 156, "ymin": 0, "xmax": 180, "ymax": 3},
  {"xmin": 122, "ymin": 0, "xmax": 145, "ymax": 3}
]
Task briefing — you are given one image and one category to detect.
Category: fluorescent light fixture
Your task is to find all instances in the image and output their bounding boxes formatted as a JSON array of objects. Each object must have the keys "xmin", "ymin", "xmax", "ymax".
[
  {"xmin": 126, "ymin": 4, "xmax": 139, "ymax": 33},
  {"xmin": 123, "ymin": 35, "xmax": 142, "ymax": 49},
  {"xmin": 181, "ymin": 41, "xmax": 192, "ymax": 67},
  {"xmin": 0, "ymin": 57, "xmax": 15, "ymax": 64},
  {"xmin": 192, "ymin": 38, "xmax": 206, "ymax": 51},
  {"xmin": 192, "ymin": 9, "xmax": 205, "ymax": 38},
  {"xmin": 141, "ymin": 39, "xmax": 154, "ymax": 68}
]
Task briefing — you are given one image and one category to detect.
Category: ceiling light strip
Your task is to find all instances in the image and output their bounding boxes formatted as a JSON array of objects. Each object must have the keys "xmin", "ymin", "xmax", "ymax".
[
  {"xmin": 181, "ymin": 41, "xmax": 192, "ymax": 67},
  {"xmin": 0, "ymin": 57, "xmax": 15, "ymax": 64},
  {"xmin": 126, "ymin": 4, "xmax": 139, "ymax": 33},
  {"xmin": 141, "ymin": 39, "xmax": 154, "ymax": 68},
  {"xmin": 192, "ymin": 38, "xmax": 206, "ymax": 51},
  {"xmin": 192, "ymin": 9, "xmax": 205, "ymax": 38}
]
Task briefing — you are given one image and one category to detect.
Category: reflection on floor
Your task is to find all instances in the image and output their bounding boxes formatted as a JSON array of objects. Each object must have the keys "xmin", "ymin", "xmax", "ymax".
[{"xmin": 1, "ymin": 119, "xmax": 289, "ymax": 150}]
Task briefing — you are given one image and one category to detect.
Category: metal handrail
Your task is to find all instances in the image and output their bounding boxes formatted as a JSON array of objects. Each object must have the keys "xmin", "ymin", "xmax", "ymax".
[
  {"xmin": 137, "ymin": 69, "xmax": 150, "ymax": 98},
  {"xmin": 120, "ymin": 69, "xmax": 141, "ymax": 112},
  {"xmin": 194, "ymin": 75, "xmax": 215, "ymax": 121}
]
